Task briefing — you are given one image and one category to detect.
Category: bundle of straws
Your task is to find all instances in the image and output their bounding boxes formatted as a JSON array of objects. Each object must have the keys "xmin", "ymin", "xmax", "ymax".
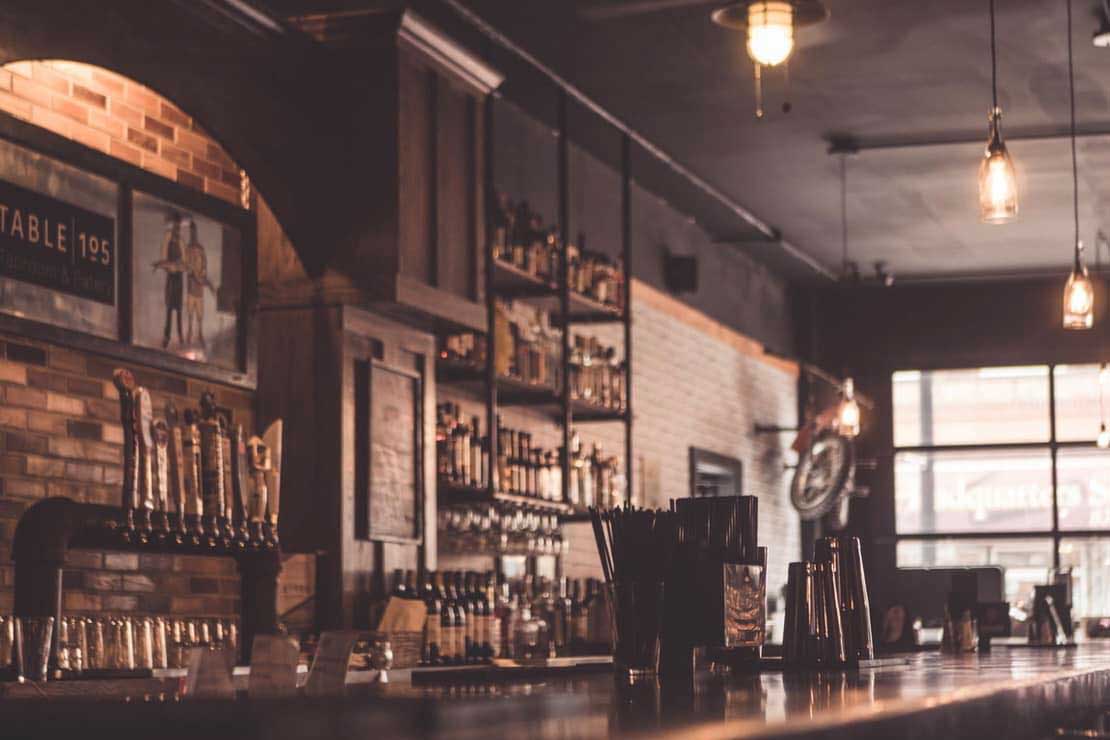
[{"xmin": 589, "ymin": 505, "xmax": 671, "ymax": 588}]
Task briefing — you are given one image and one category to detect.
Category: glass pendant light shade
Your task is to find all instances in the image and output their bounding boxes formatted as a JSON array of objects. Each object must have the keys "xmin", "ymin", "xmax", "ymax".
[
  {"xmin": 1063, "ymin": 251, "xmax": 1094, "ymax": 330},
  {"xmin": 747, "ymin": 1, "xmax": 795, "ymax": 66},
  {"xmin": 835, "ymin": 378, "xmax": 861, "ymax": 438},
  {"xmin": 978, "ymin": 108, "xmax": 1018, "ymax": 223}
]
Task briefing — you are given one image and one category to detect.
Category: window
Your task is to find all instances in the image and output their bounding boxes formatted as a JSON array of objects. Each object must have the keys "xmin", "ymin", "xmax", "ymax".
[{"xmin": 893, "ymin": 364, "xmax": 1110, "ymax": 619}]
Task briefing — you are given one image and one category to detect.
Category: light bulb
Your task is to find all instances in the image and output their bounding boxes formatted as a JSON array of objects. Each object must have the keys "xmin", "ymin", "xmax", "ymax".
[
  {"xmin": 747, "ymin": 2, "xmax": 794, "ymax": 67},
  {"xmin": 1063, "ymin": 261, "xmax": 1094, "ymax": 330},
  {"xmin": 835, "ymin": 377, "xmax": 861, "ymax": 438},
  {"xmin": 1098, "ymin": 423, "xmax": 1110, "ymax": 449},
  {"xmin": 978, "ymin": 109, "xmax": 1018, "ymax": 224}
]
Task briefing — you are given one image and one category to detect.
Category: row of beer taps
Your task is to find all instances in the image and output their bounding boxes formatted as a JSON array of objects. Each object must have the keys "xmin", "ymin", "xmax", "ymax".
[{"xmin": 112, "ymin": 368, "xmax": 282, "ymax": 550}]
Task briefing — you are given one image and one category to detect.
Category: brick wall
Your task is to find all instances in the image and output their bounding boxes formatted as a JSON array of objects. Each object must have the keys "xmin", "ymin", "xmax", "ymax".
[
  {"xmin": 0, "ymin": 331, "xmax": 315, "ymax": 629},
  {"xmin": 0, "ymin": 60, "xmax": 243, "ymax": 207},
  {"xmin": 439, "ymin": 279, "xmax": 801, "ymax": 601}
]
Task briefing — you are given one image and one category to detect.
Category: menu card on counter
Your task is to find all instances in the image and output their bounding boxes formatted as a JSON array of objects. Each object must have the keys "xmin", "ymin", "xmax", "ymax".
[
  {"xmin": 248, "ymin": 635, "xmax": 300, "ymax": 698},
  {"xmin": 304, "ymin": 631, "xmax": 360, "ymax": 697},
  {"xmin": 378, "ymin": 596, "xmax": 426, "ymax": 633},
  {"xmin": 184, "ymin": 647, "xmax": 235, "ymax": 699}
]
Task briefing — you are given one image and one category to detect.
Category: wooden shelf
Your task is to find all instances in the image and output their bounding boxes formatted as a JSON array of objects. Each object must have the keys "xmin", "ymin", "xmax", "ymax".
[
  {"xmin": 438, "ymin": 480, "xmax": 572, "ymax": 514},
  {"xmin": 568, "ymin": 401, "xmax": 628, "ymax": 422},
  {"xmin": 566, "ymin": 291, "xmax": 623, "ymax": 324},
  {"xmin": 491, "ymin": 259, "xmax": 558, "ymax": 299}
]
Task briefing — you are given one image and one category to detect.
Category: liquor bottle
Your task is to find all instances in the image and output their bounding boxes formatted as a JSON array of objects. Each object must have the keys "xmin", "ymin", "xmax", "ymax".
[
  {"xmin": 570, "ymin": 580, "xmax": 587, "ymax": 653},
  {"xmin": 552, "ymin": 577, "xmax": 571, "ymax": 656},
  {"xmin": 437, "ymin": 573, "xmax": 454, "ymax": 664},
  {"xmin": 452, "ymin": 573, "xmax": 468, "ymax": 665},
  {"xmin": 492, "ymin": 191, "xmax": 511, "ymax": 260},
  {"xmin": 496, "ymin": 416, "xmax": 508, "ymax": 494},
  {"xmin": 568, "ymin": 431, "xmax": 583, "ymax": 507},
  {"xmin": 497, "ymin": 576, "xmax": 512, "ymax": 661},
  {"xmin": 391, "ymin": 569, "xmax": 407, "ymax": 599},
  {"xmin": 469, "ymin": 417, "xmax": 483, "ymax": 489},
  {"xmin": 481, "ymin": 572, "xmax": 496, "ymax": 661},
  {"xmin": 422, "ymin": 573, "xmax": 441, "ymax": 666},
  {"xmin": 550, "ymin": 451, "xmax": 562, "ymax": 505},
  {"xmin": 436, "ymin": 404, "xmax": 450, "ymax": 480},
  {"xmin": 537, "ymin": 450, "xmax": 551, "ymax": 502}
]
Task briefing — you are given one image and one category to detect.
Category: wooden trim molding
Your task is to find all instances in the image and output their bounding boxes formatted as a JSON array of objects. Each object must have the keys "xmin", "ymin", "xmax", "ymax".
[
  {"xmin": 398, "ymin": 11, "xmax": 504, "ymax": 95},
  {"xmin": 631, "ymin": 278, "xmax": 800, "ymax": 377}
]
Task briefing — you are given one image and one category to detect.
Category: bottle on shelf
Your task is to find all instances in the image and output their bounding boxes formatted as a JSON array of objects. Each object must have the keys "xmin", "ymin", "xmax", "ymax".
[{"xmin": 421, "ymin": 573, "xmax": 441, "ymax": 666}]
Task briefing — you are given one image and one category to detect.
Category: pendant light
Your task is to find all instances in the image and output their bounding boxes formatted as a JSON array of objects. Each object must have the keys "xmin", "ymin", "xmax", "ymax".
[
  {"xmin": 1098, "ymin": 363, "xmax": 1110, "ymax": 448},
  {"xmin": 1062, "ymin": 0, "xmax": 1094, "ymax": 330},
  {"xmin": 712, "ymin": 1, "xmax": 828, "ymax": 118},
  {"xmin": 835, "ymin": 378, "xmax": 861, "ymax": 438},
  {"xmin": 978, "ymin": 0, "xmax": 1018, "ymax": 223},
  {"xmin": 746, "ymin": 1, "xmax": 795, "ymax": 66}
]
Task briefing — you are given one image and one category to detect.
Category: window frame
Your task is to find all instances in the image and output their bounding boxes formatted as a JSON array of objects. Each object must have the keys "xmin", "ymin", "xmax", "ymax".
[
  {"xmin": 0, "ymin": 106, "xmax": 256, "ymax": 389},
  {"xmin": 892, "ymin": 362, "xmax": 1110, "ymax": 571}
]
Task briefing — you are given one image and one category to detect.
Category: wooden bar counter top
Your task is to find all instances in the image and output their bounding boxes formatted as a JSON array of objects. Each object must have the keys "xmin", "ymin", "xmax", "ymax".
[{"xmin": 4, "ymin": 646, "xmax": 1110, "ymax": 739}]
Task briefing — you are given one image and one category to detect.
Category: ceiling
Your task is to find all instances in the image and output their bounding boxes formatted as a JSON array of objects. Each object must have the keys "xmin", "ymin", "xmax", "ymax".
[{"xmin": 261, "ymin": 0, "xmax": 1110, "ymax": 282}]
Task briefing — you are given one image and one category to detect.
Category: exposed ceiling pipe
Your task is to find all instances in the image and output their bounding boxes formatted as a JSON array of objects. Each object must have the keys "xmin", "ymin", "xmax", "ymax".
[
  {"xmin": 437, "ymin": 0, "xmax": 837, "ymax": 280},
  {"xmin": 828, "ymin": 122, "xmax": 1110, "ymax": 154}
]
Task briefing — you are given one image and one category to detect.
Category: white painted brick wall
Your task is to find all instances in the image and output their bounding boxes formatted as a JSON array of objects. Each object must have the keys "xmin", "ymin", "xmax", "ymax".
[{"xmin": 440, "ymin": 285, "xmax": 800, "ymax": 601}]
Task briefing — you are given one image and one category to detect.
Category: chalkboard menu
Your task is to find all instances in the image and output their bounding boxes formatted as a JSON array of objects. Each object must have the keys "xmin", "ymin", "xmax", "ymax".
[
  {"xmin": 358, "ymin": 363, "xmax": 422, "ymax": 542},
  {"xmin": 369, "ymin": 366, "xmax": 420, "ymax": 540},
  {"xmin": 0, "ymin": 178, "xmax": 116, "ymax": 305}
]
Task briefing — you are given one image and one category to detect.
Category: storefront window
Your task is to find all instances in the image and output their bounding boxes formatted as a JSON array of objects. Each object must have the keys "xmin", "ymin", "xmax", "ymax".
[
  {"xmin": 894, "ymin": 449, "xmax": 1052, "ymax": 534},
  {"xmin": 893, "ymin": 363, "xmax": 1110, "ymax": 619},
  {"xmin": 897, "ymin": 538, "xmax": 1053, "ymax": 608},
  {"xmin": 1054, "ymin": 364, "xmax": 1105, "ymax": 442},
  {"xmin": 0, "ymin": 137, "xmax": 118, "ymax": 338},
  {"xmin": 892, "ymin": 366, "xmax": 1049, "ymax": 448},
  {"xmin": 1059, "ymin": 538, "xmax": 1110, "ymax": 619}
]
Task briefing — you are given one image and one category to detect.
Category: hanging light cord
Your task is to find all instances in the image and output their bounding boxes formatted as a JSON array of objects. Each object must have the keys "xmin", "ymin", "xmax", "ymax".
[
  {"xmin": 1068, "ymin": 0, "xmax": 1080, "ymax": 268},
  {"xmin": 840, "ymin": 153, "xmax": 848, "ymax": 277},
  {"xmin": 989, "ymin": 0, "xmax": 999, "ymax": 111},
  {"xmin": 1100, "ymin": 362, "xmax": 1107, "ymax": 428}
]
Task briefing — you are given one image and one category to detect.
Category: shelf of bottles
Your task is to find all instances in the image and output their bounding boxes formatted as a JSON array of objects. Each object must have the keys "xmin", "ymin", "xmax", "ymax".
[
  {"xmin": 387, "ymin": 569, "xmax": 613, "ymax": 666},
  {"xmin": 437, "ymin": 318, "xmax": 626, "ymax": 420},
  {"xmin": 490, "ymin": 196, "xmax": 625, "ymax": 323},
  {"xmin": 436, "ymin": 404, "xmax": 624, "ymax": 528}
]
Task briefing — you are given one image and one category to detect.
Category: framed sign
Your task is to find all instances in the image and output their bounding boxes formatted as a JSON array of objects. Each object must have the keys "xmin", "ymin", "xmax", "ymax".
[
  {"xmin": 131, "ymin": 190, "xmax": 243, "ymax": 370},
  {"xmin": 689, "ymin": 447, "xmax": 743, "ymax": 498},
  {"xmin": 355, "ymin": 359, "xmax": 423, "ymax": 543},
  {"xmin": 0, "ymin": 137, "xmax": 118, "ymax": 338}
]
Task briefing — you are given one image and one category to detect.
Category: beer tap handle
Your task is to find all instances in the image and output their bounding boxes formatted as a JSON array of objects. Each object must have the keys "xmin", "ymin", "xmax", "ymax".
[
  {"xmin": 262, "ymin": 419, "xmax": 283, "ymax": 547},
  {"xmin": 111, "ymin": 369, "xmax": 139, "ymax": 540},
  {"xmin": 151, "ymin": 419, "xmax": 170, "ymax": 539}
]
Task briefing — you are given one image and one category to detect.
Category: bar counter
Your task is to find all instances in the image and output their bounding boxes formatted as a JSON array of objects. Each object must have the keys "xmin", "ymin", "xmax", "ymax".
[{"xmin": 4, "ymin": 646, "xmax": 1110, "ymax": 739}]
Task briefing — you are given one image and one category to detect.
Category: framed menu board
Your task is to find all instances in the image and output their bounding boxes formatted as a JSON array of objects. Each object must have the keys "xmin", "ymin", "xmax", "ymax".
[
  {"xmin": 355, "ymin": 359, "xmax": 423, "ymax": 543},
  {"xmin": 0, "ymin": 137, "xmax": 118, "ymax": 338}
]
